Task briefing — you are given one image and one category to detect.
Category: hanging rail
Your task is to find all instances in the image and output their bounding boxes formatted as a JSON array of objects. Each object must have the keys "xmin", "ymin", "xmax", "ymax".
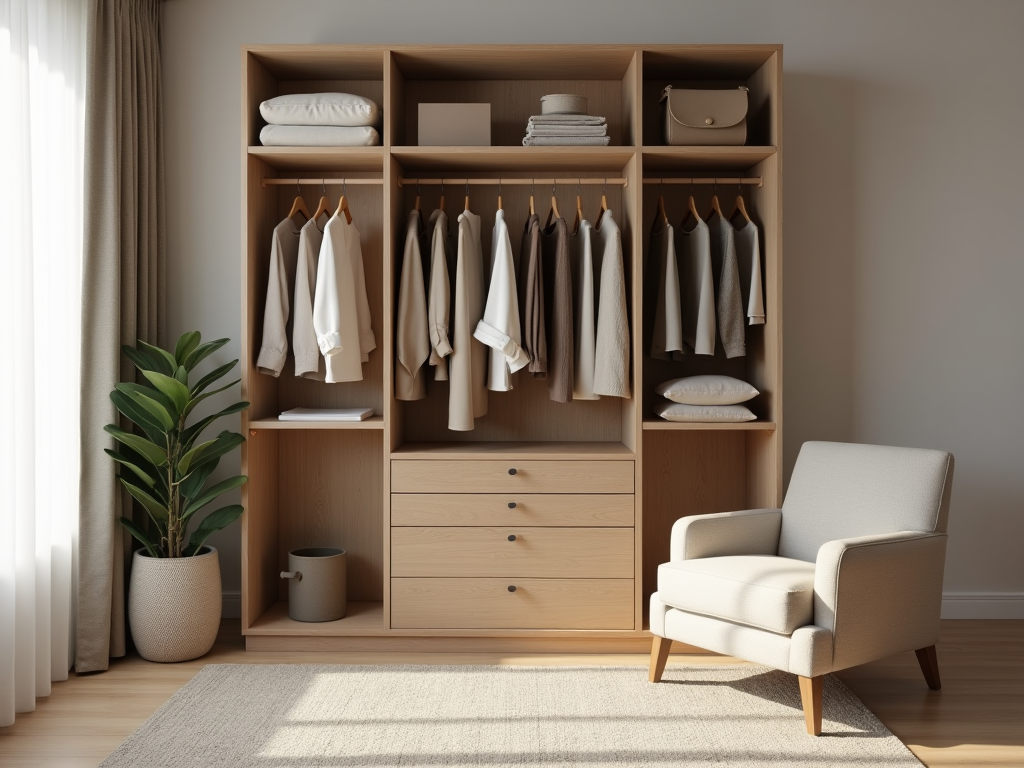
[
  {"xmin": 643, "ymin": 177, "xmax": 763, "ymax": 187},
  {"xmin": 261, "ymin": 177, "xmax": 385, "ymax": 188},
  {"xmin": 398, "ymin": 177, "xmax": 628, "ymax": 187}
]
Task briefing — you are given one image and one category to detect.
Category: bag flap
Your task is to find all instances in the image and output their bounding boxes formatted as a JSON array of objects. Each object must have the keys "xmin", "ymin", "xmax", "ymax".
[{"xmin": 664, "ymin": 87, "xmax": 748, "ymax": 129}]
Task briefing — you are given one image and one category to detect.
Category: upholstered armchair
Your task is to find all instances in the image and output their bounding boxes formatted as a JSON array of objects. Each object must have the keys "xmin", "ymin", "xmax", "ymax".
[{"xmin": 648, "ymin": 441, "xmax": 954, "ymax": 735}]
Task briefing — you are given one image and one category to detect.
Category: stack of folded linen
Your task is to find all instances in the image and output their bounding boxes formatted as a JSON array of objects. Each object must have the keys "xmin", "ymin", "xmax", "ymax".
[
  {"xmin": 259, "ymin": 92, "xmax": 381, "ymax": 146},
  {"xmin": 522, "ymin": 114, "xmax": 609, "ymax": 146}
]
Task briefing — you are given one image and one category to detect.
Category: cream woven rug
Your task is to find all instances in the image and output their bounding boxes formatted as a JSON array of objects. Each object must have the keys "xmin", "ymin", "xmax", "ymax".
[{"xmin": 100, "ymin": 664, "xmax": 922, "ymax": 767}]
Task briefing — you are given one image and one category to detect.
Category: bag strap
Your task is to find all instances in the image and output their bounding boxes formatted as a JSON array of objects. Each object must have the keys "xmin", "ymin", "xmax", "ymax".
[{"xmin": 659, "ymin": 85, "xmax": 672, "ymax": 104}]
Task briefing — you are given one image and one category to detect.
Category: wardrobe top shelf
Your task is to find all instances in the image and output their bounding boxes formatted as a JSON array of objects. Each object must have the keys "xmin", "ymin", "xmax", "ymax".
[{"xmin": 391, "ymin": 442, "xmax": 636, "ymax": 460}]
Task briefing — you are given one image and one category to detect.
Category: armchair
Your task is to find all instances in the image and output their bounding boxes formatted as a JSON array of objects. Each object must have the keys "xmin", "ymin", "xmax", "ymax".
[{"xmin": 648, "ymin": 441, "xmax": 954, "ymax": 734}]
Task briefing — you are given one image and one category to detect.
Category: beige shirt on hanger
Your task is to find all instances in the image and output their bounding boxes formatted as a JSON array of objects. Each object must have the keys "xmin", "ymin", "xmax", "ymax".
[
  {"xmin": 735, "ymin": 219, "xmax": 766, "ymax": 326},
  {"xmin": 542, "ymin": 216, "xmax": 574, "ymax": 403},
  {"xmin": 680, "ymin": 216, "xmax": 716, "ymax": 356},
  {"xmin": 256, "ymin": 217, "xmax": 301, "ymax": 377},
  {"xmin": 474, "ymin": 208, "xmax": 529, "ymax": 391},
  {"xmin": 593, "ymin": 210, "xmax": 631, "ymax": 398},
  {"xmin": 572, "ymin": 219, "xmax": 599, "ymax": 400},
  {"xmin": 650, "ymin": 218, "xmax": 685, "ymax": 361},
  {"xmin": 292, "ymin": 214, "xmax": 328, "ymax": 380},
  {"xmin": 448, "ymin": 209, "xmax": 488, "ymax": 431},
  {"xmin": 427, "ymin": 209, "xmax": 453, "ymax": 381},
  {"xmin": 313, "ymin": 213, "xmax": 377, "ymax": 383},
  {"xmin": 396, "ymin": 209, "xmax": 429, "ymax": 400}
]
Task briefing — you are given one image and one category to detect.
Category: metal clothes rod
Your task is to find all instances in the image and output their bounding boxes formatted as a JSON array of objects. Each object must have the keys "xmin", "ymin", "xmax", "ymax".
[
  {"xmin": 643, "ymin": 177, "xmax": 763, "ymax": 187},
  {"xmin": 399, "ymin": 177, "xmax": 628, "ymax": 187},
  {"xmin": 261, "ymin": 177, "xmax": 385, "ymax": 188}
]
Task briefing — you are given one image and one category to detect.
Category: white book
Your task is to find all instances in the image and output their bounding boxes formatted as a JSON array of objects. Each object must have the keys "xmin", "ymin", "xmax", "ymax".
[{"xmin": 278, "ymin": 407, "xmax": 374, "ymax": 422}]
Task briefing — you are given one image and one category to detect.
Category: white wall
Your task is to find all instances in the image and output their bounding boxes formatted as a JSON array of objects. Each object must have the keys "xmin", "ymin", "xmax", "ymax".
[{"xmin": 161, "ymin": 0, "xmax": 1024, "ymax": 618}]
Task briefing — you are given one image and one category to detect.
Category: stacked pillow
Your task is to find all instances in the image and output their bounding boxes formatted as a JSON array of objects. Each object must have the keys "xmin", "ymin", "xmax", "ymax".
[
  {"xmin": 259, "ymin": 93, "xmax": 381, "ymax": 146},
  {"xmin": 653, "ymin": 375, "xmax": 759, "ymax": 422}
]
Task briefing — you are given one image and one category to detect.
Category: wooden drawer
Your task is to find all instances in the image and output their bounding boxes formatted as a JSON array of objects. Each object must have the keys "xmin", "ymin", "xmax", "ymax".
[
  {"xmin": 391, "ymin": 578, "xmax": 634, "ymax": 629},
  {"xmin": 391, "ymin": 526, "xmax": 633, "ymax": 578},
  {"xmin": 391, "ymin": 494, "xmax": 634, "ymax": 527},
  {"xmin": 391, "ymin": 460, "xmax": 634, "ymax": 494}
]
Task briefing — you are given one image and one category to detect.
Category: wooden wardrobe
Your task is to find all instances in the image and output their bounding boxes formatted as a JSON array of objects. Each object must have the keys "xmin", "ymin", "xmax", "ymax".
[{"xmin": 240, "ymin": 44, "xmax": 782, "ymax": 652}]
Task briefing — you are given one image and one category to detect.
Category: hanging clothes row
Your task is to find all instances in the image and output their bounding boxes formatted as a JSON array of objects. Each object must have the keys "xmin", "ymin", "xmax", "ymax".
[
  {"xmin": 256, "ymin": 188, "xmax": 376, "ymax": 383},
  {"xmin": 395, "ymin": 190, "xmax": 632, "ymax": 432},
  {"xmin": 650, "ymin": 191, "xmax": 765, "ymax": 361}
]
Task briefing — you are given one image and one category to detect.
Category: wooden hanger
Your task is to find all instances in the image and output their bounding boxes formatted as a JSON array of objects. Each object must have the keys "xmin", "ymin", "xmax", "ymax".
[
  {"xmin": 732, "ymin": 191, "xmax": 751, "ymax": 223},
  {"xmin": 414, "ymin": 184, "xmax": 421, "ymax": 212},
  {"xmin": 529, "ymin": 180, "xmax": 535, "ymax": 216},
  {"xmin": 658, "ymin": 194, "xmax": 668, "ymax": 226},
  {"xmin": 312, "ymin": 180, "xmax": 331, "ymax": 225},
  {"xmin": 497, "ymin": 180, "xmax": 503, "ymax": 211},
  {"xmin": 287, "ymin": 183, "xmax": 309, "ymax": 223},
  {"xmin": 334, "ymin": 180, "xmax": 352, "ymax": 224},
  {"xmin": 680, "ymin": 191, "xmax": 701, "ymax": 227},
  {"xmin": 595, "ymin": 179, "xmax": 609, "ymax": 229},
  {"xmin": 439, "ymin": 181, "xmax": 445, "ymax": 213},
  {"xmin": 544, "ymin": 184, "xmax": 561, "ymax": 229},
  {"xmin": 572, "ymin": 188, "xmax": 583, "ymax": 236},
  {"xmin": 464, "ymin": 181, "xmax": 471, "ymax": 212},
  {"xmin": 707, "ymin": 191, "xmax": 723, "ymax": 221}
]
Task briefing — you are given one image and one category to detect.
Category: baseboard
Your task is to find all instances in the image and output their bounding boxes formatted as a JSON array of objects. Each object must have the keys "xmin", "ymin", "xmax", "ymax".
[
  {"xmin": 222, "ymin": 590, "xmax": 241, "ymax": 620},
  {"xmin": 941, "ymin": 591, "xmax": 1024, "ymax": 619}
]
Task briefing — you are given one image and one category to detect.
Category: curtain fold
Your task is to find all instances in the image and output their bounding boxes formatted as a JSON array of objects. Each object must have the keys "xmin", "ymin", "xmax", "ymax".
[
  {"xmin": 0, "ymin": 0, "xmax": 86, "ymax": 726},
  {"xmin": 76, "ymin": 0, "xmax": 165, "ymax": 674}
]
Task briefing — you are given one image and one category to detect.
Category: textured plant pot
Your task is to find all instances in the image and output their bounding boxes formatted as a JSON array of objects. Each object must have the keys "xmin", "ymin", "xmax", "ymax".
[{"xmin": 128, "ymin": 546, "xmax": 221, "ymax": 662}]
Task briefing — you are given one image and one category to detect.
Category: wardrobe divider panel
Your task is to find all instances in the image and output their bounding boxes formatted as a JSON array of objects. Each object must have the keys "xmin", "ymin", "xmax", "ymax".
[
  {"xmin": 622, "ymin": 52, "xmax": 641, "ymax": 149},
  {"xmin": 241, "ymin": 429, "xmax": 280, "ymax": 631},
  {"xmin": 384, "ymin": 51, "xmax": 405, "ymax": 148},
  {"xmin": 242, "ymin": 51, "xmax": 278, "ymax": 147}
]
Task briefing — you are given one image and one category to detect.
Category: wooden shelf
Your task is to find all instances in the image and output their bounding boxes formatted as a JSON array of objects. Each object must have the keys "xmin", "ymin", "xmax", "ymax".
[
  {"xmin": 247, "ymin": 601, "xmax": 384, "ymax": 636},
  {"xmin": 391, "ymin": 146, "xmax": 635, "ymax": 172},
  {"xmin": 392, "ymin": 441, "xmax": 636, "ymax": 460},
  {"xmin": 642, "ymin": 146, "xmax": 777, "ymax": 171},
  {"xmin": 248, "ymin": 146, "xmax": 385, "ymax": 171},
  {"xmin": 249, "ymin": 416, "xmax": 385, "ymax": 430},
  {"xmin": 642, "ymin": 419, "xmax": 777, "ymax": 431}
]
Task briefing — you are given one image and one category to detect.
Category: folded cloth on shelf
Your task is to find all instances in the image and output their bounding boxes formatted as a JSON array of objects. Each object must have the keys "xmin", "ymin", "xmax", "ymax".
[
  {"xmin": 260, "ymin": 92, "xmax": 379, "ymax": 127},
  {"xmin": 527, "ymin": 125, "xmax": 608, "ymax": 137},
  {"xmin": 522, "ymin": 135, "xmax": 611, "ymax": 147},
  {"xmin": 260, "ymin": 124, "xmax": 380, "ymax": 147},
  {"xmin": 528, "ymin": 114, "xmax": 606, "ymax": 125}
]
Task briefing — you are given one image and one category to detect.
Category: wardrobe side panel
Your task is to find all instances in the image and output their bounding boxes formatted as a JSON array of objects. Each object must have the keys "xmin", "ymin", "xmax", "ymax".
[
  {"xmin": 621, "ymin": 51, "xmax": 641, "ymax": 148},
  {"xmin": 747, "ymin": 154, "xmax": 780, "ymax": 426},
  {"xmin": 385, "ymin": 51, "xmax": 406, "ymax": 147},
  {"xmin": 242, "ymin": 429, "xmax": 280, "ymax": 630},
  {"xmin": 243, "ymin": 51, "xmax": 278, "ymax": 147}
]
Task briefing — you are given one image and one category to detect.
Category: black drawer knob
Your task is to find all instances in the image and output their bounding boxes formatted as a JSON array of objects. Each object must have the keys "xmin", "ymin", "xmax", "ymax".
[
  {"xmin": 508, "ymin": 534, "xmax": 517, "ymax": 541},
  {"xmin": 508, "ymin": 502, "xmax": 517, "ymax": 509},
  {"xmin": 508, "ymin": 468, "xmax": 517, "ymax": 475},
  {"xmin": 507, "ymin": 585, "xmax": 517, "ymax": 592}
]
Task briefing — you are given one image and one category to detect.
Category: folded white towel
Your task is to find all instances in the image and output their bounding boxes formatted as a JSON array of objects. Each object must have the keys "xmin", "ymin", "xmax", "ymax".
[
  {"xmin": 528, "ymin": 115, "xmax": 606, "ymax": 126},
  {"xmin": 260, "ymin": 124, "xmax": 380, "ymax": 147},
  {"xmin": 527, "ymin": 126, "xmax": 608, "ymax": 137},
  {"xmin": 522, "ymin": 135, "xmax": 611, "ymax": 147}
]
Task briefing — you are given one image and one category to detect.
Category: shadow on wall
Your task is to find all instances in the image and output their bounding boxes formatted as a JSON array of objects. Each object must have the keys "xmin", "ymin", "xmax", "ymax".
[{"xmin": 782, "ymin": 73, "xmax": 859, "ymax": 489}]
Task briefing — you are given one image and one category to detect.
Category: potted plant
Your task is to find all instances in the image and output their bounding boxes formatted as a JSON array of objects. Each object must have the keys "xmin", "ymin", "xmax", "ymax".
[{"xmin": 106, "ymin": 332, "xmax": 248, "ymax": 662}]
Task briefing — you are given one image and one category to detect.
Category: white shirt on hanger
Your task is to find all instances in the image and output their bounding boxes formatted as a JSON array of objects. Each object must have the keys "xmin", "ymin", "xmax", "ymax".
[
  {"xmin": 256, "ymin": 216, "xmax": 301, "ymax": 377},
  {"xmin": 292, "ymin": 214, "xmax": 328, "ymax": 380},
  {"xmin": 395, "ymin": 209, "xmax": 429, "ymax": 400},
  {"xmin": 680, "ymin": 216, "xmax": 716, "ymax": 356},
  {"xmin": 593, "ymin": 211, "xmax": 631, "ymax": 399},
  {"xmin": 735, "ymin": 219, "xmax": 766, "ymax": 326},
  {"xmin": 572, "ymin": 219, "xmax": 599, "ymax": 400},
  {"xmin": 448, "ymin": 209, "xmax": 487, "ymax": 430},
  {"xmin": 650, "ymin": 218, "xmax": 685, "ymax": 361},
  {"xmin": 427, "ymin": 209, "xmax": 452, "ymax": 381}
]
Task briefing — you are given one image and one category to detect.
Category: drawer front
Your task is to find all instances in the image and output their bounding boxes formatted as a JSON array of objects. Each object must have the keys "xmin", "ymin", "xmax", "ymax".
[
  {"xmin": 391, "ymin": 578, "xmax": 634, "ymax": 629},
  {"xmin": 391, "ymin": 460, "xmax": 633, "ymax": 494},
  {"xmin": 391, "ymin": 526, "xmax": 634, "ymax": 578},
  {"xmin": 391, "ymin": 494, "xmax": 635, "ymax": 527}
]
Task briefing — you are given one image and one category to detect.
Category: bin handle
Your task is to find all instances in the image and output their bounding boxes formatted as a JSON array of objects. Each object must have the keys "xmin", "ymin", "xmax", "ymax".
[{"xmin": 280, "ymin": 571, "xmax": 303, "ymax": 581}]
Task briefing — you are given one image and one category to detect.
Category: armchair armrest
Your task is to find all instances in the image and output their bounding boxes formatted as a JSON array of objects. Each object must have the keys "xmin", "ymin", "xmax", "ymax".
[
  {"xmin": 670, "ymin": 508, "xmax": 782, "ymax": 562},
  {"xmin": 814, "ymin": 531, "xmax": 947, "ymax": 672}
]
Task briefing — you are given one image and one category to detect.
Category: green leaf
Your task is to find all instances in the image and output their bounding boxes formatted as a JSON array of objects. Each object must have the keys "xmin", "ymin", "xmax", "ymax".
[
  {"xmin": 182, "ymin": 385, "xmax": 244, "ymax": 421},
  {"xmin": 123, "ymin": 345, "xmax": 165, "ymax": 376},
  {"xmin": 185, "ymin": 505, "xmax": 243, "ymax": 555},
  {"xmin": 119, "ymin": 517, "xmax": 160, "ymax": 558},
  {"xmin": 179, "ymin": 458, "xmax": 218, "ymax": 502},
  {"xmin": 137, "ymin": 340, "xmax": 177, "ymax": 375},
  {"xmin": 115, "ymin": 443, "xmax": 168, "ymax": 501},
  {"xmin": 174, "ymin": 365, "xmax": 189, "ymax": 387},
  {"xmin": 182, "ymin": 338, "xmax": 228, "ymax": 372},
  {"xmin": 180, "ymin": 401, "xmax": 246, "ymax": 451},
  {"xmin": 141, "ymin": 370, "xmax": 190, "ymax": 417},
  {"xmin": 173, "ymin": 332, "xmax": 201, "ymax": 366},
  {"xmin": 120, "ymin": 478, "xmax": 170, "ymax": 523},
  {"xmin": 105, "ymin": 424, "xmax": 168, "ymax": 467},
  {"xmin": 181, "ymin": 431, "xmax": 245, "ymax": 476},
  {"xmin": 190, "ymin": 360, "xmax": 238, "ymax": 396},
  {"xmin": 105, "ymin": 448, "xmax": 156, "ymax": 487},
  {"xmin": 177, "ymin": 437, "xmax": 217, "ymax": 478},
  {"xmin": 109, "ymin": 391, "xmax": 165, "ymax": 443},
  {"xmin": 115, "ymin": 384, "xmax": 174, "ymax": 432},
  {"xmin": 182, "ymin": 475, "xmax": 247, "ymax": 520}
]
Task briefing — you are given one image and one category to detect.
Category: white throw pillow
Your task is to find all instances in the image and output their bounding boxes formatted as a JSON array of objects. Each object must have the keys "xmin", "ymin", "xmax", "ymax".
[
  {"xmin": 654, "ymin": 401, "xmax": 757, "ymax": 423},
  {"xmin": 655, "ymin": 375, "xmax": 759, "ymax": 405},
  {"xmin": 260, "ymin": 92, "xmax": 379, "ymax": 127}
]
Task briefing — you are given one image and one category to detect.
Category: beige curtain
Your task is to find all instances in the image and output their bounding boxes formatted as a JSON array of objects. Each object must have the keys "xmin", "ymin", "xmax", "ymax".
[{"xmin": 77, "ymin": 0, "xmax": 165, "ymax": 673}]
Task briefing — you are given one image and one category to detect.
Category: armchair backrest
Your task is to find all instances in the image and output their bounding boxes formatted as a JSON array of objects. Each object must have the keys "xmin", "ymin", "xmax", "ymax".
[{"xmin": 778, "ymin": 441, "xmax": 954, "ymax": 562}]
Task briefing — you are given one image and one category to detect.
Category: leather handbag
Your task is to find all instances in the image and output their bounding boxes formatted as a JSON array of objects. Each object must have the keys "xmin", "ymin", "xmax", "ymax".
[{"xmin": 660, "ymin": 85, "xmax": 749, "ymax": 146}]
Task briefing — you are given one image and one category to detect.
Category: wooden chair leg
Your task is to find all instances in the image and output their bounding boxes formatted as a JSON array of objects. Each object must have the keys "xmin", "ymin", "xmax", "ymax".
[
  {"xmin": 798, "ymin": 675, "xmax": 823, "ymax": 736},
  {"xmin": 915, "ymin": 645, "xmax": 942, "ymax": 690},
  {"xmin": 648, "ymin": 636, "xmax": 673, "ymax": 682}
]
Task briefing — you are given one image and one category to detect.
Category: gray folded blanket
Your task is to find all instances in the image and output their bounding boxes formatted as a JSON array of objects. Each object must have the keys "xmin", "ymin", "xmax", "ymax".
[
  {"xmin": 527, "ymin": 125, "xmax": 608, "ymax": 137},
  {"xmin": 522, "ymin": 135, "xmax": 611, "ymax": 146},
  {"xmin": 528, "ymin": 114, "xmax": 606, "ymax": 125}
]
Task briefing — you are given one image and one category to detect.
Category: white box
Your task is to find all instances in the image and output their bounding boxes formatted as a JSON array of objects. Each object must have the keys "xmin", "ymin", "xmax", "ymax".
[{"xmin": 418, "ymin": 103, "xmax": 491, "ymax": 146}]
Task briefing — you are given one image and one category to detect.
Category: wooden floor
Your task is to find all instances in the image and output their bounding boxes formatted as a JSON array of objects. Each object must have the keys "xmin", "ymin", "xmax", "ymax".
[{"xmin": 0, "ymin": 619, "xmax": 1020, "ymax": 767}]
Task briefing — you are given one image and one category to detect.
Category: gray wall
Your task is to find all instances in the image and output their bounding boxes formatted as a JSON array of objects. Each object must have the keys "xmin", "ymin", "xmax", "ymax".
[{"xmin": 161, "ymin": 0, "xmax": 1024, "ymax": 618}]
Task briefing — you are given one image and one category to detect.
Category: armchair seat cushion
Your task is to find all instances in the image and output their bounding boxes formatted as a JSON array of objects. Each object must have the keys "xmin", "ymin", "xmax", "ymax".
[{"xmin": 658, "ymin": 555, "xmax": 816, "ymax": 635}]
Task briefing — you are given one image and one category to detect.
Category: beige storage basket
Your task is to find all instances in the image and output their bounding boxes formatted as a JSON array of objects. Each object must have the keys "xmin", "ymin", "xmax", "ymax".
[{"xmin": 540, "ymin": 93, "xmax": 588, "ymax": 115}]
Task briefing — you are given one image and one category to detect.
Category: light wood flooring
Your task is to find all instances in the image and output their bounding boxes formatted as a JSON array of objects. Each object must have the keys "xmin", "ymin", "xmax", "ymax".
[{"xmin": 0, "ymin": 619, "xmax": 1020, "ymax": 767}]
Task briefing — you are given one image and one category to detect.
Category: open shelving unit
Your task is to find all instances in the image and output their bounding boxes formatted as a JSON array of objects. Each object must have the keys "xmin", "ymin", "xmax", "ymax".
[{"xmin": 240, "ymin": 44, "xmax": 782, "ymax": 652}]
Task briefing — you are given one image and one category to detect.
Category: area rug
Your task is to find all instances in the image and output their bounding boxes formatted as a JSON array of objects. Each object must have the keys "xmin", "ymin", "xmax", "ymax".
[{"xmin": 99, "ymin": 664, "xmax": 922, "ymax": 767}]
